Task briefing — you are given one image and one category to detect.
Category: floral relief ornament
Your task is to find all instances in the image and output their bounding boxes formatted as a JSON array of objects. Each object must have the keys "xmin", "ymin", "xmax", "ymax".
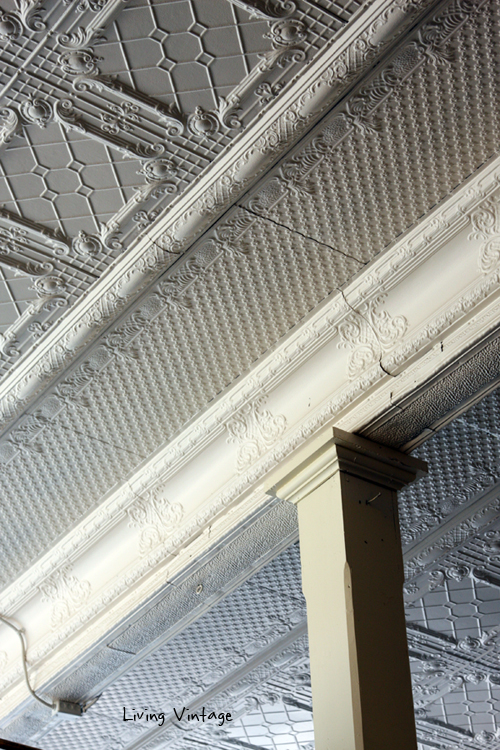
[
  {"xmin": 337, "ymin": 294, "xmax": 408, "ymax": 379},
  {"xmin": 226, "ymin": 396, "xmax": 287, "ymax": 473},
  {"xmin": 468, "ymin": 193, "xmax": 500, "ymax": 273},
  {"xmin": 127, "ymin": 487, "xmax": 184, "ymax": 556},
  {"xmin": 38, "ymin": 564, "xmax": 92, "ymax": 630}
]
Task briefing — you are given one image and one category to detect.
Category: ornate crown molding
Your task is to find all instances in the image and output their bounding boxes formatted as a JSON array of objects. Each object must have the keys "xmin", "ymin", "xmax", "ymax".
[{"xmin": 1, "ymin": 151, "xmax": 500, "ymax": 721}]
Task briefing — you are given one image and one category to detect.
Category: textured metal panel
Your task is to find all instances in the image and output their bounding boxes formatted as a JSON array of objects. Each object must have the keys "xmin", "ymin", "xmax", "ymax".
[
  {"xmin": 362, "ymin": 327, "xmax": 500, "ymax": 449},
  {"xmin": 0, "ymin": 215, "xmax": 358, "ymax": 588},
  {"xmin": 399, "ymin": 395, "xmax": 500, "ymax": 547},
  {"xmin": 242, "ymin": 0, "xmax": 500, "ymax": 265},
  {"xmin": 5, "ymin": 387, "xmax": 500, "ymax": 750},
  {"xmin": 0, "ymin": 0, "xmax": 363, "ymax": 376},
  {"xmin": 47, "ymin": 499, "xmax": 298, "ymax": 701}
]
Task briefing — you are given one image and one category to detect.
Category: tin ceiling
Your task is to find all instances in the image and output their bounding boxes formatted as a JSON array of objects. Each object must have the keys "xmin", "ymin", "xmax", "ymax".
[
  {"xmin": 2, "ymin": 0, "xmax": 500, "ymax": 746},
  {"xmin": 0, "ymin": 0, "xmax": 362, "ymax": 374},
  {"xmin": 14, "ymin": 384, "xmax": 500, "ymax": 750},
  {"xmin": 1, "ymin": 0, "xmax": 499, "ymax": 589}
]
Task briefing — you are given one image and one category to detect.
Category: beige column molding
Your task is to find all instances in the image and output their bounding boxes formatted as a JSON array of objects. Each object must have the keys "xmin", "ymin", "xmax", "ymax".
[{"xmin": 268, "ymin": 428, "xmax": 427, "ymax": 750}]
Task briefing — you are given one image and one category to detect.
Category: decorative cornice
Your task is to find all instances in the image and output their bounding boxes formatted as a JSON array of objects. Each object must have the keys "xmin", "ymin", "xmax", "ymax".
[{"xmin": 1, "ymin": 151, "xmax": 500, "ymax": 720}]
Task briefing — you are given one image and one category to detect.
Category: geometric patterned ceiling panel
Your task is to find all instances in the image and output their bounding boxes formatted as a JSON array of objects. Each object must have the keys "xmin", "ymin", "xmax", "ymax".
[
  {"xmin": 1, "ymin": 0, "xmax": 500, "ymax": 589},
  {"xmin": 399, "ymin": 386, "xmax": 500, "ymax": 549},
  {"xmin": 0, "ymin": 0, "xmax": 363, "ymax": 377},
  {"xmin": 25, "ymin": 385, "xmax": 500, "ymax": 750}
]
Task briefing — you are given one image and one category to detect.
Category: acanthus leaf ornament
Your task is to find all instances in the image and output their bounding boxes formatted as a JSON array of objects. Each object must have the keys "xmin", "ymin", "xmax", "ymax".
[
  {"xmin": 99, "ymin": 221, "xmax": 123, "ymax": 252},
  {"xmin": 127, "ymin": 488, "xmax": 184, "ymax": 556},
  {"xmin": 57, "ymin": 26, "xmax": 105, "ymax": 50},
  {"xmin": 226, "ymin": 396, "xmax": 287, "ymax": 473},
  {"xmin": 16, "ymin": 0, "xmax": 46, "ymax": 31},
  {"xmin": 53, "ymin": 98, "xmax": 86, "ymax": 135},
  {"xmin": 0, "ymin": 107, "xmax": 20, "ymax": 144},
  {"xmin": 0, "ymin": 0, "xmax": 46, "ymax": 40}
]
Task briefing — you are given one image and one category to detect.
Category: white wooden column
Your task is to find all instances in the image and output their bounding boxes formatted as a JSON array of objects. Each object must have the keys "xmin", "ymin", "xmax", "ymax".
[{"xmin": 269, "ymin": 428, "xmax": 426, "ymax": 750}]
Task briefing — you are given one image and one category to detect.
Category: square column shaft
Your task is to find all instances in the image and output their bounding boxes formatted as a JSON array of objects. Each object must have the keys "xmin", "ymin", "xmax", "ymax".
[{"xmin": 269, "ymin": 428, "xmax": 427, "ymax": 750}]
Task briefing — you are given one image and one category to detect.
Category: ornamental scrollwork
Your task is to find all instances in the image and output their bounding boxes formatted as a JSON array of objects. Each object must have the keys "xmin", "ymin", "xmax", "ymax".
[
  {"xmin": 138, "ymin": 156, "xmax": 178, "ymax": 187},
  {"xmin": 187, "ymin": 106, "xmax": 219, "ymax": 137},
  {"xmin": 59, "ymin": 48, "xmax": 101, "ymax": 77},
  {"xmin": 0, "ymin": 108, "xmax": 20, "ymax": 144},
  {"xmin": 19, "ymin": 96, "xmax": 52, "ymax": 128},
  {"xmin": 227, "ymin": 0, "xmax": 295, "ymax": 20},
  {"xmin": 100, "ymin": 101, "xmax": 140, "ymax": 135},
  {"xmin": 0, "ymin": 13, "xmax": 23, "ymax": 41},
  {"xmin": 264, "ymin": 18, "xmax": 306, "ymax": 48},
  {"xmin": 217, "ymin": 18, "xmax": 307, "ymax": 129},
  {"xmin": 0, "ymin": 0, "xmax": 46, "ymax": 41},
  {"xmin": 38, "ymin": 564, "xmax": 92, "ymax": 630},
  {"xmin": 225, "ymin": 396, "xmax": 287, "ymax": 473},
  {"xmin": 337, "ymin": 294, "xmax": 408, "ymax": 379},
  {"xmin": 469, "ymin": 194, "xmax": 500, "ymax": 273},
  {"xmin": 57, "ymin": 26, "xmax": 104, "ymax": 50},
  {"xmin": 72, "ymin": 230, "xmax": 103, "ymax": 257},
  {"xmin": 127, "ymin": 488, "xmax": 184, "ymax": 556}
]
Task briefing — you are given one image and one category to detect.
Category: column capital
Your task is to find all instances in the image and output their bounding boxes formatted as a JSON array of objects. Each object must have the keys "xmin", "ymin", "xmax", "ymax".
[{"xmin": 269, "ymin": 428, "xmax": 427, "ymax": 505}]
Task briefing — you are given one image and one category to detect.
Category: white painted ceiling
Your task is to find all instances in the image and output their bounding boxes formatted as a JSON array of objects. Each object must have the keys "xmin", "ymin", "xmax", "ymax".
[
  {"xmin": 0, "ymin": 0, "xmax": 362, "ymax": 373},
  {"xmin": 18, "ymin": 385, "xmax": 500, "ymax": 750},
  {"xmin": 2, "ymin": 0, "xmax": 500, "ymax": 589},
  {"xmin": 2, "ymin": 0, "xmax": 500, "ymax": 747}
]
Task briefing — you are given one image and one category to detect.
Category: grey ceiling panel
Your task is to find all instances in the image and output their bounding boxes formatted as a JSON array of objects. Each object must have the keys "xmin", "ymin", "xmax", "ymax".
[{"xmin": 0, "ymin": 213, "xmax": 360, "ymax": 588}]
